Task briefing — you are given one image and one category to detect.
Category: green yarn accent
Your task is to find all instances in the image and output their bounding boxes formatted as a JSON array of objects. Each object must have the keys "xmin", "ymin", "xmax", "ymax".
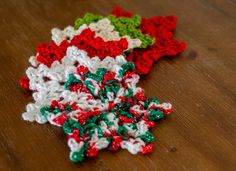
[
  {"xmin": 74, "ymin": 13, "xmax": 155, "ymax": 48},
  {"xmin": 70, "ymin": 142, "xmax": 88, "ymax": 163},
  {"xmin": 138, "ymin": 131, "xmax": 154, "ymax": 143},
  {"xmin": 86, "ymin": 73, "xmax": 103, "ymax": 82},
  {"xmin": 122, "ymin": 136, "xmax": 128, "ymax": 140},
  {"xmin": 126, "ymin": 123, "xmax": 137, "ymax": 130},
  {"xmin": 95, "ymin": 68, "xmax": 107, "ymax": 78},
  {"xmin": 97, "ymin": 112, "xmax": 108, "ymax": 121},
  {"xmin": 83, "ymin": 68, "xmax": 107, "ymax": 96},
  {"xmin": 84, "ymin": 80, "xmax": 95, "ymax": 96},
  {"xmin": 106, "ymin": 137, "xmax": 112, "ymax": 144},
  {"xmin": 119, "ymin": 62, "xmax": 135, "ymax": 77},
  {"xmin": 84, "ymin": 124, "xmax": 104, "ymax": 138},
  {"xmin": 71, "ymin": 151, "xmax": 84, "ymax": 163},
  {"xmin": 97, "ymin": 112, "xmax": 114, "ymax": 126},
  {"xmin": 98, "ymin": 89, "xmax": 107, "ymax": 103},
  {"xmin": 84, "ymin": 69, "xmax": 105, "ymax": 82},
  {"xmin": 85, "ymin": 116, "xmax": 98, "ymax": 125},
  {"xmin": 144, "ymin": 98, "xmax": 159, "ymax": 109},
  {"xmin": 111, "ymin": 82, "xmax": 120, "ymax": 94},
  {"xmin": 63, "ymin": 119, "xmax": 84, "ymax": 136},
  {"xmin": 65, "ymin": 105, "xmax": 72, "ymax": 112},
  {"xmin": 147, "ymin": 109, "xmax": 164, "ymax": 121},
  {"xmin": 40, "ymin": 106, "xmax": 61, "ymax": 120},
  {"xmin": 85, "ymin": 68, "xmax": 106, "ymax": 82},
  {"xmin": 74, "ymin": 13, "xmax": 103, "ymax": 29},
  {"xmin": 104, "ymin": 82, "xmax": 120, "ymax": 97},
  {"xmin": 97, "ymin": 127, "xmax": 104, "ymax": 138},
  {"xmin": 117, "ymin": 126, "xmax": 128, "ymax": 135},
  {"xmin": 103, "ymin": 120, "xmax": 114, "ymax": 126},
  {"xmin": 112, "ymin": 102, "xmax": 131, "ymax": 112},
  {"xmin": 83, "ymin": 123, "xmax": 97, "ymax": 131},
  {"xmin": 84, "ymin": 123, "xmax": 97, "ymax": 136},
  {"xmin": 119, "ymin": 111, "xmax": 135, "ymax": 120},
  {"xmin": 124, "ymin": 88, "xmax": 134, "ymax": 99},
  {"xmin": 65, "ymin": 74, "xmax": 81, "ymax": 90},
  {"xmin": 107, "ymin": 15, "xmax": 155, "ymax": 48},
  {"xmin": 40, "ymin": 106, "xmax": 50, "ymax": 120}
]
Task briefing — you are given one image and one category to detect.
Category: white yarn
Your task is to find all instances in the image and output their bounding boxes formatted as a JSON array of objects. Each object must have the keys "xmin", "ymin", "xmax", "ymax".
[
  {"xmin": 23, "ymin": 46, "xmax": 128, "ymax": 124},
  {"xmin": 120, "ymin": 138, "xmax": 145, "ymax": 155}
]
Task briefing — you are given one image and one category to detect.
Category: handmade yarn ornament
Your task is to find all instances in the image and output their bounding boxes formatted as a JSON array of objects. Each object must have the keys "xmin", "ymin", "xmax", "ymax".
[{"xmin": 19, "ymin": 7, "xmax": 186, "ymax": 163}]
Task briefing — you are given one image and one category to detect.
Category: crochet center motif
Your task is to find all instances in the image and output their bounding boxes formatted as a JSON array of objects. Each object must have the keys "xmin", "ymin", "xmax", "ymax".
[{"xmin": 19, "ymin": 7, "xmax": 186, "ymax": 163}]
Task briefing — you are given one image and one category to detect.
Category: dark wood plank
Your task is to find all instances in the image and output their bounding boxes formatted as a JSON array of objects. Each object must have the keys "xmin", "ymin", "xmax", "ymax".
[{"xmin": 0, "ymin": 0, "xmax": 235, "ymax": 170}]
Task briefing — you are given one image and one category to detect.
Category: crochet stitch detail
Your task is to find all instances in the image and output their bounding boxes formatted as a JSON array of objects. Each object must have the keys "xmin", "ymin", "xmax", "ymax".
[
  {"xmin": 35, "ymin": 28, "xmax": 128, "ymax": 67},
  {"xmin": 23, "ymin": 47, "xmax": 172, "ymax": 162},
  {"xmin": 19, "ymin": 7, "xmax": 187, "ymax": 163},
  {"xmin": 112, "ymin": 7, "xmax": 187, "ymax": 75},
  {"xmin": 74, "ymin": 13, "xmax": 155, "ymax": 48}
]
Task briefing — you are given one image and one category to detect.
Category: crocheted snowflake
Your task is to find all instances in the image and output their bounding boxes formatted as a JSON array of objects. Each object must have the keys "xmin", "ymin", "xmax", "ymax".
[{"xmin": 19, "ymin": 7, "xmax": 186, "ymax": 163}]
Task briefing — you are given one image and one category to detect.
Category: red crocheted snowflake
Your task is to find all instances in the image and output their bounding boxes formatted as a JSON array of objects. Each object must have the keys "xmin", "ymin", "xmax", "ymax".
[{"xmin": 112, "ymin": 7, "xmax": 187, "ymax": 75}]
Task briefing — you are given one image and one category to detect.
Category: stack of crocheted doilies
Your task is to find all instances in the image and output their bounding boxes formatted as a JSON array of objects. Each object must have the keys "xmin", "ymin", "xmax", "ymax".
[{"xmin": 19, "ymin": 7, "xmax": 186, "ymax": 162}]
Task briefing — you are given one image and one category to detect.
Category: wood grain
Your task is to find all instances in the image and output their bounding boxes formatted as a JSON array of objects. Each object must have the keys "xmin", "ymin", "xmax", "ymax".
[{"xmin": 0, "ymin": 0, "xmax": 235, "ymax": 170}]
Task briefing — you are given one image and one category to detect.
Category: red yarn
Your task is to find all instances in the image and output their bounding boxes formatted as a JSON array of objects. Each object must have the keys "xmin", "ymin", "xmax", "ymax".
[
  {"xmin": 26, "ymin": 8, "xmax": 186, "ymax": 77},
  {"xmin": 111, "ymin": 7, "xmax": 133, "ymax": 18},
  {"xmin": 102, "ymin": 71, "xmax": 116, "ymax": 83},
  {"xmin": 112, "ymin": 7, "xmax": 187, "ymax": 75},
  {"xmin": 86, "ymin": 143, "xmax": 99, "ymax": 157},
  {"xmin": 35, "ymin": 28, "xmax": 128, "ymax": 67},
  {"xmin": 141, "ymin": 143, "xmax": 154, "ymax": 154},
  {"xmin": 52, "ymin": 113, "xmax": 69, "ymax": 126},
  {"xmin": 36, "ymin": 40, "xmax": 69, "ymax": 67},
  {"xmin": 75, "ymin": 109, "xmax": 102, "ymax": 125},
  {"xmin": 19, "ymin": 77, "xmax": 30, "ymax": 90},
  {"xmin": 118, "ymin": 116, "xmax": 135, "ymax": 124},
  {"xmin": 109, "ymin": 136, "xmax": 123, "ymax": 151},
  {"xmin": 126, "ymin": 39, "xmax": 186, "ymax": 74},
  {"xmin": 70, "ymin": 28, "xmax": 128, "ymax": 59},
  {"xmin": 76, "ymin": 66, "xmax": 89, "ymax": 75},
  {"xmin": 68, "ymin": 129, "xmax": 83, "ymax": 143}
]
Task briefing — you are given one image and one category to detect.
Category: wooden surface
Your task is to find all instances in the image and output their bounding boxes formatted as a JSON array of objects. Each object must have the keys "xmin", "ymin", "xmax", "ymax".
[{"xmin": 0, "ymin": 0, "xmax": 236, "ymax": 170}]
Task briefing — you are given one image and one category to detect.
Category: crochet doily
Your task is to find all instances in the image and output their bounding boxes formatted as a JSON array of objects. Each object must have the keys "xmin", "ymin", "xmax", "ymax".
[{"xmin": 19, "ymin": 7, "xmax": 186, "ymax": 163}]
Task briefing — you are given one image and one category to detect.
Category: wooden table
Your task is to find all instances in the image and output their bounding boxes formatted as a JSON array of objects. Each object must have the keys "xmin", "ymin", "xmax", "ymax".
[{"xmin": 0, "ymin": 0, "xmax": 235, "ymax": 170}]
